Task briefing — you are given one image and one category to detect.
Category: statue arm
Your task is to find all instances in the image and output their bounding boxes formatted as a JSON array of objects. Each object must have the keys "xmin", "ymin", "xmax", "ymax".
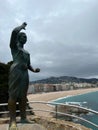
[
  {"xmin": 27, "ymin": 54, "xmax": 40, "ymax": 73},
  {"xmin": 10, "ymin": 22, "xmax": 27, "ymax": 49},
  {"xmin": 28, "ymin": 65, "xmax": 40, "ymax": 73}
]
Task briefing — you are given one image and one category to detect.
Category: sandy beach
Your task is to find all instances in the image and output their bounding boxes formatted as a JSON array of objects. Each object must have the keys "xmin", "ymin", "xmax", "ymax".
[{"xmin": 27, "ymin": 88, "xmax": 98, "ymax": 117}]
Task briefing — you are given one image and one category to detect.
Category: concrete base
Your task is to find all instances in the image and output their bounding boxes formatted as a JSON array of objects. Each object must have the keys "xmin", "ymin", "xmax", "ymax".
[{"xmin": 0, "ymin": 123, "xmax": 47, "ymax": 130}]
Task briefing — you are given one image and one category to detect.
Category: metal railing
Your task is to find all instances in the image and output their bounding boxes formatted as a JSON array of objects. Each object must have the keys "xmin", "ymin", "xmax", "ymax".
[{"xmin": 0, "ymin": 101, "xmax": 98, "ymax": 129}]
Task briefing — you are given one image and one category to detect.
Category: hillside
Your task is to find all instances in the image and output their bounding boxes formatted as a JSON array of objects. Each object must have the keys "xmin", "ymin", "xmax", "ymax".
[{"xmin": 31, "ymin": 76, "xmax": 98, "ymax": 84}]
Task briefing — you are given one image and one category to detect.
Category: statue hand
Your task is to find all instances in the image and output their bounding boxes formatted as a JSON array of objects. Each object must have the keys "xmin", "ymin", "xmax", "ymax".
[
  {"xmin": 22, "ymin": 22, "xmax": 27, "ymax": 30},
  {"xmin": 34, "ymin": 68, "xmax": 40, "ymax": 73}
]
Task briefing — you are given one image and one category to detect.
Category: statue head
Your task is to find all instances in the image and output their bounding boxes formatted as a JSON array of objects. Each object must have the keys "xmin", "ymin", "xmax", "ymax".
[{"xmin": 18, "ymin": 32, "xmax": 27, "ymax": 45}]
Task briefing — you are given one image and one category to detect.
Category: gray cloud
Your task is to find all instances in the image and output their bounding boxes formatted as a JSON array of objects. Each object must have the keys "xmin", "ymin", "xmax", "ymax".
[{"xmin": 0, "ymin": 0, "xmax": 98, "ymax": 81}]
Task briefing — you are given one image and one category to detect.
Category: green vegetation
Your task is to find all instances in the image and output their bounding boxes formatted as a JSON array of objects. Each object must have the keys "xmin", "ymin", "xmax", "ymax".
[{"xmin": 0, "ymin": 61, "xmax": 12, "ymax": 115}]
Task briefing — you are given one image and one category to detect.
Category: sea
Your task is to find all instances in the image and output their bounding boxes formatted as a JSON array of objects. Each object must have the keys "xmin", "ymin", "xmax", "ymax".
[{"xmin": 52, "ymin": 90, "xmax": 98, "ymax": 130}]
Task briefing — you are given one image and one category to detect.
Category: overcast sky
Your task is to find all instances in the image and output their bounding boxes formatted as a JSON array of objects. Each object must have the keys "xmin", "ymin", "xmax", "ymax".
[{"xmin": 0, "ymin": 0, "xmax": 98, "ymax": 81}]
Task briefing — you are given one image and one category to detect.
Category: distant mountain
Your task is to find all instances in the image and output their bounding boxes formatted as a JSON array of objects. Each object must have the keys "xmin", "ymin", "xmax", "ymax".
[{"xmin": 30, "ymin": 76, "xmax": 98, "ymax": 84}]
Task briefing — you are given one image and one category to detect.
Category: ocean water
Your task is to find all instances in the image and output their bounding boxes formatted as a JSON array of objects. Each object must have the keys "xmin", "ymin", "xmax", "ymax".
[{"xmin": 53, "ymin": 91, "xmax": 98, "ymax": 130}]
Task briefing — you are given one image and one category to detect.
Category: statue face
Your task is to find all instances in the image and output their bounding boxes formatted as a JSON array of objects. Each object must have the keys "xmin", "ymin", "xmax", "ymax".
[{"xmin": 19, "ymin": 33, "xmax": 27, "ymax": 44}]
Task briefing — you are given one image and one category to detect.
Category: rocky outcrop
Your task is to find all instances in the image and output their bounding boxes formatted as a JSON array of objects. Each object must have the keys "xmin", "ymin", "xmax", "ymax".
[
  {"xmin": 52, "ymin": 105, "xmax": 88, "ymax": 121},
  {"xmin": 32, "ymin": 116, "xmax": 92, "ymax": 130},
  {"xmin": 0, "ymin": 116, "xmax": 92, "ymax": 130}
]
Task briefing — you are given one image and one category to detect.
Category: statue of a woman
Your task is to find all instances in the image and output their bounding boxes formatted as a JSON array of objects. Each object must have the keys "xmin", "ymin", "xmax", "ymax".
[{"xmin": 8, "ymin": 22, "xmax": 40, "ymax": 130}]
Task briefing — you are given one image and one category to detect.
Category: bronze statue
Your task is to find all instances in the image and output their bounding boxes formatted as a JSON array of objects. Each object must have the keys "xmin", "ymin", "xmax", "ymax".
[{"xmin": 8, "ymin": 22, "xmax": 40, "ymax": 130}]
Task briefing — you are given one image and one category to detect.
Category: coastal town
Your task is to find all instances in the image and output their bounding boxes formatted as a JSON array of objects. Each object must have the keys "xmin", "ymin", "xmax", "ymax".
[{"xmin": 28, "ymin": 81, "xmax": 98, "ymax": 94}]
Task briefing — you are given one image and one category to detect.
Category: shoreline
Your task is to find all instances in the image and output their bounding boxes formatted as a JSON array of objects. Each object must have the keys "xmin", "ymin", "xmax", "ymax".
[
  {"xmin": 50, "ymin": 88, "xmax": 98, "ymax": 103},
  {"xmin": 28, "ymin": 87, "xmax": 98, "ymax": 117}
]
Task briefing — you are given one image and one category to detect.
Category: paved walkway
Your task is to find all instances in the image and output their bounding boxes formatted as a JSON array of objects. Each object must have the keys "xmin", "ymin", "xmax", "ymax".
[{"xmin": 0, "ymin": 123, "xmax": 47, "ymax": 130}]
